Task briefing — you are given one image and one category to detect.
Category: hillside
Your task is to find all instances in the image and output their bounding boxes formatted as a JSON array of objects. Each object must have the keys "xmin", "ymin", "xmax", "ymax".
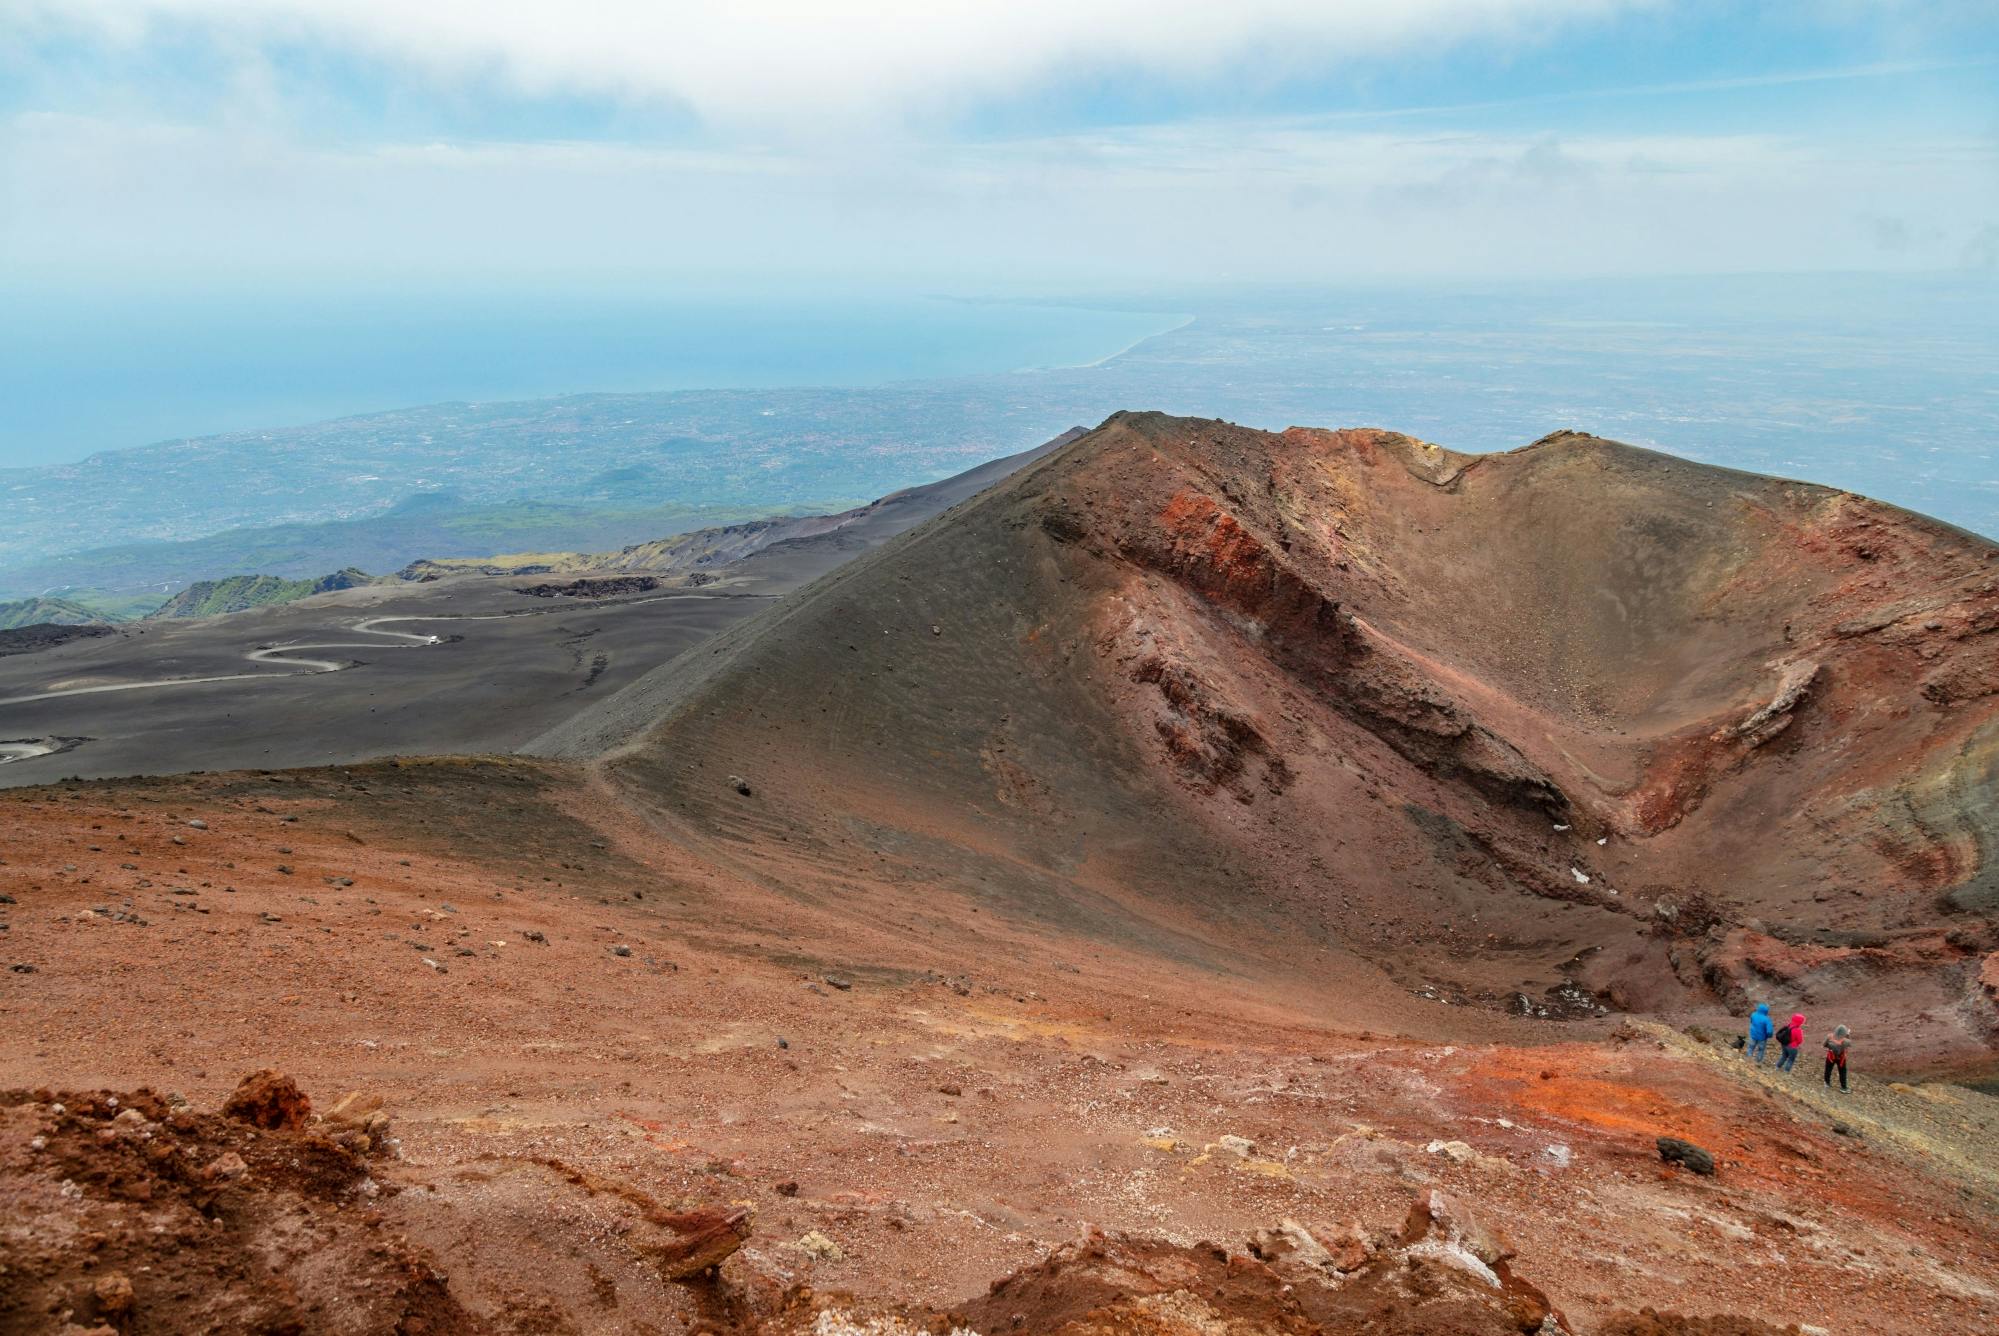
[
  {"xmin": 0, "ymin": 595, "xmax": 109, "ymax": 630},
  {"xmin": 147, "ymin": 568, "xmax": 379, "ymax": 619},
  {"xmin": 0, "ymin": 494, "xmax": 772, "ymax": 602},
  {"xmin": 544, "ymin": 412, "xmax": 1999, "ymax": 1078},
  {"xmin": 401, "ymin": 429, "xmax": 1089, "ymax": 582},
  {"xmin": 0, "ymin": 380, "xmax": 1121, "ymax": 598},
  {"xmin": 0, "ymin": 432, "xmax": 1086, "ymax": 784}
]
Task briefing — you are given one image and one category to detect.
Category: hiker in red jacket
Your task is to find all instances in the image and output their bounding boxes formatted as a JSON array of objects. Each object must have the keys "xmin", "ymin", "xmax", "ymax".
[
  {"xmin": 1775, "ymin": 1012, "xmax": 1805, "ymax": 1072},
  {"xmin": 1823, "ymin": 1024, "xmax": 1852, "ymax": 1092}
]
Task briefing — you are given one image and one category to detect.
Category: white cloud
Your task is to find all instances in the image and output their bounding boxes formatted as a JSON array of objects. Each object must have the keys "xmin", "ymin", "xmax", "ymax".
[
  {"xmin": 6, "ymin": 0, "xmax": 1646, "ymax": 130},
  {"xmin": 6, "ymin": 108, "xmax": 1992, "ymax": 289}
]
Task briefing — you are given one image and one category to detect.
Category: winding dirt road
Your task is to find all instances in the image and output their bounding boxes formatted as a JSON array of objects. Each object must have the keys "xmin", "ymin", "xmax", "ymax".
[{"xmin": 0, "ymin": 595, "xmax": 736, "ymax": 710}]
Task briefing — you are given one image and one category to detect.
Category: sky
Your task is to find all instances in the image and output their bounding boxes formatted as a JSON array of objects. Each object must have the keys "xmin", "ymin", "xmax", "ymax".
[{"xmin": 2, "ymin": 1, "xmax": 1996, "ymax": 296}]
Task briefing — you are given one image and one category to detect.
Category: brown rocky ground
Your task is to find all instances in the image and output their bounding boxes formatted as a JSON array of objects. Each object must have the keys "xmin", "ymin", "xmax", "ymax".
[{"xmin": 3, "ymin": 762, "xmax": 1994, "ymax": 1334}]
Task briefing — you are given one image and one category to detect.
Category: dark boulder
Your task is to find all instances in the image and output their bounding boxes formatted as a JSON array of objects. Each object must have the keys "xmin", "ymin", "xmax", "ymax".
[{"xmin": 1656, "ymin": 1136, "xmax": 1716, "ymax": 1175}]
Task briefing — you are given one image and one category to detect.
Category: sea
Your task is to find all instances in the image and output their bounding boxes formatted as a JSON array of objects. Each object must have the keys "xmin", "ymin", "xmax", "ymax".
[
  {"xmin": 4, "ymin": 274, "xmax": 1995, "ymax": 538},
  {"xmin": 0, "ymin": 293, "xmax": 1180, "ymax": 469}
]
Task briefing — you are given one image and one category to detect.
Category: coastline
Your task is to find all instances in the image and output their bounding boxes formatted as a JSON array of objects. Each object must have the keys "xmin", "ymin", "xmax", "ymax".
[{"xmin": 1067, "ymin": 313, "xmax": 1195, "ymax": 369}]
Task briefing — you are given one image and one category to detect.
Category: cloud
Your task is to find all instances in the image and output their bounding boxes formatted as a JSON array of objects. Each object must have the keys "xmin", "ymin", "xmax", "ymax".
[
  {"xmin": 6, "ymin": 0, "xmax": 1645, "ymax": 131},
  {"xmin": 7, "ymin": 108, "xmax": 1994, "ymax": 290}
]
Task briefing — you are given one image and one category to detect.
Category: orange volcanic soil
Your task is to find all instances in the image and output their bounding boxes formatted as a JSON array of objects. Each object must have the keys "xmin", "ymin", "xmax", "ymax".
[{"xmin": 4, "ymin": 416, "xmax": 1998, "ymax": 1334}]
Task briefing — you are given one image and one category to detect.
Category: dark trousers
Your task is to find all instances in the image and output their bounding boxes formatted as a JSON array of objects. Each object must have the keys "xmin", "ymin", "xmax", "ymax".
[{"xmin": 1823, "ymin": 1056, "xmax": 1847, "ymax": 1090}]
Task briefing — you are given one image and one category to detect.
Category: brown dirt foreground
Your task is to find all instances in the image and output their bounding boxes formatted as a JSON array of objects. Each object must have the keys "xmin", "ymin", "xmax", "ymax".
[{"xmin": 1, "ymin": 761, "xmax": 1995, "ymax": 1335}]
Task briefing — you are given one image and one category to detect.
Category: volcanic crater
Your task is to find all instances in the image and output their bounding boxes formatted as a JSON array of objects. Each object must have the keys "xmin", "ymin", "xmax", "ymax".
[{"xmin": 546, "ymin": 412, "xmax": 1999, "ymax": 1073}]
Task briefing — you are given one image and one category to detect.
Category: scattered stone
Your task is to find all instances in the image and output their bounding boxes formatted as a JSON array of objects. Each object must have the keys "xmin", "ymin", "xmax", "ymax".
[
  {"xmin": 186, "ymin": 819, "xmax": 208, "ymax": 830},
  {"xmin": 774, "ymin": 1180, "xmax": 800, "ymax": 1197},
  {"xmin": 521, "ymin": 930, "xmax": 546, "ymax": 944},
  {"xmin": 728, "ymin": 774, "xmax": 753, "ymax": 796},
  {"xmin": 1248, "ymin": 1218, "xmax": 1336, "ymax": 1274},
  {"xmin": 938, "ymin": 1083, "xmax": 963, "ymax": 1098},
  {"xmin": 1215, "ymin": 1134, "xmax": 1255, "ymax": 1158},
  {"xmin": 611, "ymin": 944, "xmax": 633, "ymax": 957},
  {"xmin": 1425, "ymin": 1139, "xmax": 1476, "ymax": 1163},
  {"xmin": 1656, "ymin": 1136, "xmax": 1716, "ymax": 1176},
  {"xmin": 275, "ymin": 865, "xmax": 293, "ymax": 875},
  {"xmin": 203, "ymin": 1150, "xmax": 250, "ymax": 1182},
  {"xmin": 325, "ymin": 1090, "xmax": 386, "ymax": 1126},
  {"xmin": 823, "ymin": 974, "xmax": 853, "ymax": 991},
  {"xmin": 1322, "ymin": 1221, "xmax": 1372, "ymax": 1273},
  {"xmin": 796, "ymin": 1230, "xmax": 845, "ymax": 1261},
  {"xmin": 12, "ymin": 963, "xmax": 38, "ymax": 973},
  {"xmin": 1408, "ymin": 1189, "xmax": 1514, "ymax": 1270},
  {"xmin": 221, "ymin": 1069, "xmax": 311, "ymax": 1131},
  {"xmin": 92, "ymin": 1273, "xmax": 135, "ymax": 1320}
]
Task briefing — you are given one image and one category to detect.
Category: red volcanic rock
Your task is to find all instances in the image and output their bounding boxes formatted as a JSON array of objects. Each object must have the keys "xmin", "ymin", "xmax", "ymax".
[{"xmin": 220, "ymin": 1069, "xmax": 311, "ymax": 1131}]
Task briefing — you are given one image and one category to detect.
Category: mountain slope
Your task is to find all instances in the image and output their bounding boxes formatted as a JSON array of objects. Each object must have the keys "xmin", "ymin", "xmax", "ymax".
[
  {"xmin": 539, "ymin": 412, "xmax": 1999, "ymax": 1074},
  {"xmin": 147, "ymin": 568, "xmax": 378, "ymax": 619},
  {"xmin": 0, "ymin": 596, "xmax": 108, "ymax": 630},
  {"xmin": 399, "ymin": 428, "xmax": 1087, "ymax": 582}
]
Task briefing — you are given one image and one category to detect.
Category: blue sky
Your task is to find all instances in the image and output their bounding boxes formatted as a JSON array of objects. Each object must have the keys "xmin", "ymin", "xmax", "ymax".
[{"xmin": 2, "ymin": 1, "xmax": 1996, "ymax": 292}]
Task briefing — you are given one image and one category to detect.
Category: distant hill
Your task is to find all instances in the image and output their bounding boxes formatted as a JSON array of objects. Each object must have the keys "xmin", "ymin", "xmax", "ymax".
[
  {"xmin": 17, "ymin": 430, "xmax": 1086, "ymax": 624},
  {"xmin": 400, "ymin": 429, "xmax": 1088, "ymax": 583},
  {"xmin": 144, "ymin": 568, "xmax": 377, "ymax": 620},
  {"xmin": 148, "ymin": 568, "xmax": 378, "ymax": 620},
  {"xmin": 0, "ymin": 596, "xmax": 110, "ymax": 630},
  {"xmin": 0, "ymin": 383, "xmax": 1098, "ymax": 590},
  {"xmin": 0, "ymin": 496, "xmax": 773, "ymax": 602}
]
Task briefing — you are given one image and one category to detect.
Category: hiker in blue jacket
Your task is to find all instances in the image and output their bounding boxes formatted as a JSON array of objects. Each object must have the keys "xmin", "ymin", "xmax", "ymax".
[{"xmin": 1746, "ymin": 1003, "xmax": 1774, "ymax": 1063}]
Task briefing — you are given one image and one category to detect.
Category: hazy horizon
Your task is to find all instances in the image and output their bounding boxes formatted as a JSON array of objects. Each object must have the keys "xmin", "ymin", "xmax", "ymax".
[{"xmin": 3, "ymin": 2, "xmax": 1995, "ymax": 570}]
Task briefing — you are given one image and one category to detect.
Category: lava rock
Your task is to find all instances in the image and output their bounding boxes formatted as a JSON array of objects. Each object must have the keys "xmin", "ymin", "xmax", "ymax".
[
  {"xmin": 1656, "ymin": 1136, "xmax": 1716, "ymax": 1175},
  {"xmin": 221, "ymin": 1069, "xmax": 311, "ymax": 1131}
]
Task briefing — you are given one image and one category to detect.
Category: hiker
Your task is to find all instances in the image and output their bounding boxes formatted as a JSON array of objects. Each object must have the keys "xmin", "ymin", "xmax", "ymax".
[
  {"xmin": 1824, "ymin": 1024, "xmax": 1852, "ymax": 1092},
  {"xmin": 1775, "ymin": 1012, "xmax": 1805, "ymax": 1072},
  {"xmin": 1746, "ymin": 1003, "xmax": 1774, "ymax": 1063}
]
